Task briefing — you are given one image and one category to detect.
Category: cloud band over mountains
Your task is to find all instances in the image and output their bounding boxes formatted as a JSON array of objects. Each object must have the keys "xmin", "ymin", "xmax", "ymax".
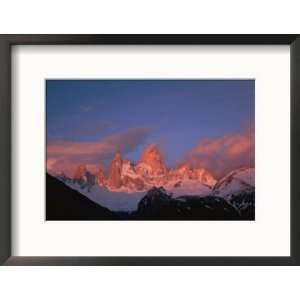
[
  {"xmin": 184, "ymin": 128, "xmax": 254, "ymax": 178},
  {"xmin": 47, "ymin": 128, "xmax": 150, "ymax": 175},
  {"xmin": 47, "ymin": 127, "xmax": 254, "ymax": 179}
]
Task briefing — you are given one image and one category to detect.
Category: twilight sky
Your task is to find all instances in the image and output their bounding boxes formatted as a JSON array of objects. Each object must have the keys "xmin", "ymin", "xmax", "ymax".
[{"xmin": 47, "ymin": 80, "xmax": 255, "ymax": 178}]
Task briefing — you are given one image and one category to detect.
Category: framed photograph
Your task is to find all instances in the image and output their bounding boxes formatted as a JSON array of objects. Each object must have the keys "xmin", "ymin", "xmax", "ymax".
[{"xmin": 0, "ymin": 35, "xmax": 299, "ymax": 265}]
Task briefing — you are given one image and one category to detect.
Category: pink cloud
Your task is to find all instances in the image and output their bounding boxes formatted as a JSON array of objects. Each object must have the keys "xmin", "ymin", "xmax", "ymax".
[
  {"xmin": 47, "ymin": 128, "xmax": 150, "ymax": 176},
  {"xmin": 184, "ymin": 129, "xmax": 254, "ymax": 178}
]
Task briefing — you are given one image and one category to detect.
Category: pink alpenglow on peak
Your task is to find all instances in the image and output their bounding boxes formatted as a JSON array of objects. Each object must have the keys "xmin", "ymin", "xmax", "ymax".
[
  {"xmin": 137, "ymin": 144, "xmax": 167, "ymax": 177},
  {"xmin": 64, "ymin": 144, "xmax": 217, "ymax": 195},
  {"xmin": 168, "ymin": 164, "xmax": 216, "ymax": 187},
  {"xmin": 73, "ymin": 165, "xmax": 87, "ymax": 182},
  {"xmin": 96, "ymin": 165, "xmax": 106, "ymax": 186},
  {"xmin": 107, "ymin": 152, "xmax": 123, "ymax": 189}
]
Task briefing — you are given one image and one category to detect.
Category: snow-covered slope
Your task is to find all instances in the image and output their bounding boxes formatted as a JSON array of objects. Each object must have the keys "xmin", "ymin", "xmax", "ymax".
[
  {"xmin": 212, "ymin": 167, "xmax": 254, "ymax": 200},
  {"xmin": 64, "ymin": 180, "xmax": 146, "ymax": 212}
]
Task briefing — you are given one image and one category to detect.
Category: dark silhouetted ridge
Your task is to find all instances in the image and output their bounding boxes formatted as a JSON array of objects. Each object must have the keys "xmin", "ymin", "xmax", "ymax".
[{"xmin": 46, "ymin": 173, "xmax": 119, "ymax": 220}]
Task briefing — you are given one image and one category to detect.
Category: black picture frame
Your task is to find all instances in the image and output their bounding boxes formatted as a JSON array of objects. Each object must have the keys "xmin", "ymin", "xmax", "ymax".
[{"xmin": 0, "ymin": 34, "xmax": 299, "ymax": 266}]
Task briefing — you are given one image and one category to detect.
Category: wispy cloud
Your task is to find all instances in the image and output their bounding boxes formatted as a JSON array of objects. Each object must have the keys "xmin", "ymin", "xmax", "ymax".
[
  {"xmin": 47, "ymin": 127, "xmax": 150, "ymax": 176},
  {"xmin": 183, "ymin": 128, "xmax": 254, "ymax": 178}
]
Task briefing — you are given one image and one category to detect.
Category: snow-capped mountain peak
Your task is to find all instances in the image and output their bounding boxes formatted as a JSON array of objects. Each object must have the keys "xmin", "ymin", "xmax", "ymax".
[
  {"xmin": 212, "ymin": 167, "xmax": 254, "ymax": 200},
  {"xmin": 137, "ymin": 144, "xmax": 167, "ymax": 177}
]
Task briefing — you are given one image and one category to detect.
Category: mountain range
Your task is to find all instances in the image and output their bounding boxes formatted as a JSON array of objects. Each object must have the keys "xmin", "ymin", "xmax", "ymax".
[
  {"xmin": 49, "ymin": 144, "xmax": 254, "ymax": 219},
  {"xmin": 57, "ymin": 144, "xmax": 216, "ymax": 195}
]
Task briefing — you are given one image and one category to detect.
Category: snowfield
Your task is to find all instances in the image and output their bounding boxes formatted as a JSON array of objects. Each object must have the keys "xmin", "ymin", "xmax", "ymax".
[{"xmin": 65, "ymin": 180, "xmax": 146, "ymax": 212}]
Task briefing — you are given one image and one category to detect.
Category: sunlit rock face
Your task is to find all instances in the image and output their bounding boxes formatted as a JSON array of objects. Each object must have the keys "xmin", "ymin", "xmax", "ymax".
[
  {"xmin": 72, "ymin": 164, "xmax": 96, "ymax": 192},
  {"xmin": 136, "ymin": 144, "xmax": 167, "ymax": 177},
  {"xmin": 168, "ymin": 164, "xmax": 216, "ymax": 185},
  {"xmin": 190, "ymin": 167, "xmax": 216, "ymax": 186},
  {"xmin": 120, "ymin": 160, "xmax": 145, "ymax": 191},
  {"xmin": 107, "ymin": 152, "xmax": 123, "ymax": 189},
  {"xmin": 73, "ymin": 164, "xmax": 87, "ymax": 184},
  {"xmin": 96, "ymin": 165, "xmax": 106, "ymax": 186}
]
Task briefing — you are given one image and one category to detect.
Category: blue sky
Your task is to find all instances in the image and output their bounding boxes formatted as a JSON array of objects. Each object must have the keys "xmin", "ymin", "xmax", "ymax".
[{"xmin": 47, "ymin": 80, "xmax": 254, "ymax": 173}]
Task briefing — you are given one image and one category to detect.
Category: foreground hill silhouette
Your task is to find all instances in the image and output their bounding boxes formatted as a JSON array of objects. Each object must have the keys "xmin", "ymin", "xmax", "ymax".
[
  {"xmin": 47, "ymin": 170, "xmax": 254, "ymax": 221},
  {"xmin": 131, "ymin": 187, "xmax": 247, "ymax": 220},
  {"xmin": 46, "ymin": 173, "xmax": 119, "ymax": 220}
]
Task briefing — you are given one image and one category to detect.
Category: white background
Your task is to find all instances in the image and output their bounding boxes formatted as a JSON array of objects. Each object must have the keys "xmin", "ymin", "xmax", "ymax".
[{"xmin": 1, "ymin": 0, "xmax": 300, "ymax": 299}]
